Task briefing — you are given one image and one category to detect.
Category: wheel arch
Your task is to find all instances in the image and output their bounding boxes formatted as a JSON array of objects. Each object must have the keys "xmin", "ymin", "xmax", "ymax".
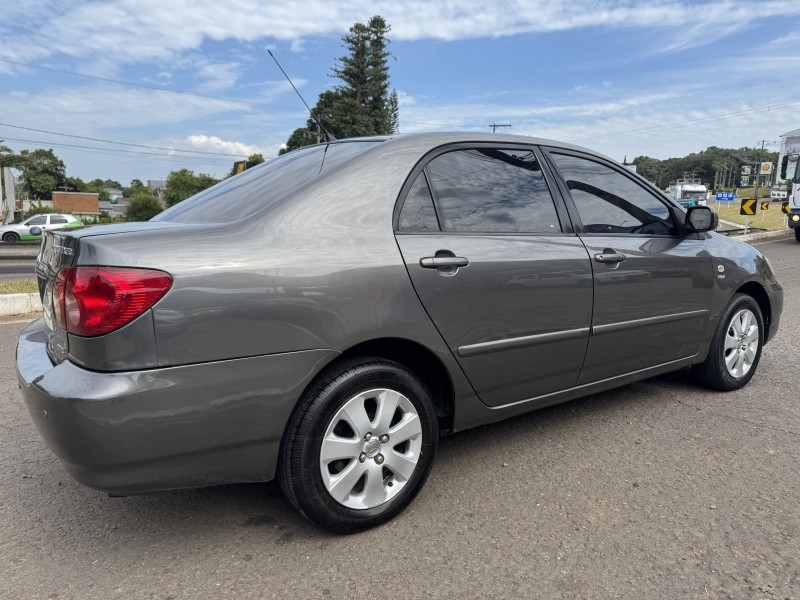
[
  {"xmin": 290, "ymin": 337, "xmax": 456, "ymax": 437},
  {"xmin": 338, "ymin": 338, "xmax": 455, "ymax": 435},
  {"xmin": 735, "ymin": 281, "xmax": 771, "ymax": 342}
]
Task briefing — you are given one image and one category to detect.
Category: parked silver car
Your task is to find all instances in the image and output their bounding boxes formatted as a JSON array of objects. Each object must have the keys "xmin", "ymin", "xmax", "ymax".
[
  {"xmin": 17, "ymin": 133, "xmax": 783, "ymax": 532},
  {"xmin": 1, "ymin": 213, "xmax": 82, "ymax": 243}
]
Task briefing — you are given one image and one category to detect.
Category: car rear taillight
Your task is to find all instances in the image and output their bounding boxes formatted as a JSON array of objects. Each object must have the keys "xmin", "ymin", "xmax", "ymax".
[{"xmin": 54, "ymin": 266, "xmax": 172, "ymax": 337}]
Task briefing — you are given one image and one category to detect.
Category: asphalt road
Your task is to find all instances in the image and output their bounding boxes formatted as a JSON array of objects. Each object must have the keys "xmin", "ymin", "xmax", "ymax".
[
  {"xmin": 0, "ymin": 260, "xmax": 36, "ymax": 281},
  {"xmin": 1, "ymin": 235, "xmax": 798, "ymax": 600}
]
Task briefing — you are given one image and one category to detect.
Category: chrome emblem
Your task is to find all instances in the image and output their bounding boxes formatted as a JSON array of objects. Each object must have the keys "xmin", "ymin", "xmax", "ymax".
[
  {"xmin": 364, "ymin": 437, "xmax": 381, "ymax": 458},
  {"xmin": 52, "ymin": 245, "xmax": 74, "ymax": 256}
]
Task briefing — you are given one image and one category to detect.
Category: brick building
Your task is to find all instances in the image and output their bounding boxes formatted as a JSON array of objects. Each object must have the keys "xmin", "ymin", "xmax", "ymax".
[{"xmin": 51, "ymin": 191, "xmax": 100, "ymax": 219}]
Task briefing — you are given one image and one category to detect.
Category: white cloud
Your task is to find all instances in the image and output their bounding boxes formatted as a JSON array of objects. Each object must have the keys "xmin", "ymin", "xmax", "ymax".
[
  {"xmin": 184, "ymin": 134, "xmax": 262, "ymax": 157},
  {"xmin": 3, "ymin": 1, "xmax": 800, "ymax": 65}
]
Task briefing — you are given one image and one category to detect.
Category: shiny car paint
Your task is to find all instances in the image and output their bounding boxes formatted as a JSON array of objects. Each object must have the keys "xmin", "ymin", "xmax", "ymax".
[{"xmin": 17, "ymin": 132, "xmax": 782, "ymax": 500}]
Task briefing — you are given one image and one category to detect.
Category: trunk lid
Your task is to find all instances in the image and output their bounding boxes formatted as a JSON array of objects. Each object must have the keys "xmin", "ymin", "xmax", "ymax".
[{"xmin": 35, "ymin": 221, "xmax": 212, "ymax": 365}]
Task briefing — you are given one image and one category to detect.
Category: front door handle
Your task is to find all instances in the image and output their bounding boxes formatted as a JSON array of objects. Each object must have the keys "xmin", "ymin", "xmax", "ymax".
[
  {"xmin": 420, "ymin": 256, "xmax": 469, "ymax": 269},
  {"xmin": 594, "ymin": 251, "xmax": 626, "ymax": 264}
]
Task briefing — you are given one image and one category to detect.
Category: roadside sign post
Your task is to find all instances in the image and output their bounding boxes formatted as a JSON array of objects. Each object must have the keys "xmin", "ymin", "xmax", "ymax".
[
  {"xmin": 740, "ymin": 198, "xmax": 756, "ymax": 234},
  {"xmin": 715, "ymin": 191, "xmax": 735, "ymax": 212}
]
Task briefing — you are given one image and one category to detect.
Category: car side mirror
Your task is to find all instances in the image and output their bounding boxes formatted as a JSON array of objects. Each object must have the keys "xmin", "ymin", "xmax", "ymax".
[
  {"xmin": 685, "ymin": 206, "xmax": 718, "ymax": 233},
  {"xmin": 780, "ymin": 155, "xmax": 789, "ymax": 179}
]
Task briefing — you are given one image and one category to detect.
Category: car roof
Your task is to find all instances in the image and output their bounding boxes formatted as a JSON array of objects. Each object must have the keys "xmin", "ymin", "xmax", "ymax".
[{"xmin": 321, "ymin": 131, "xmax": 612, "ymax": 163}]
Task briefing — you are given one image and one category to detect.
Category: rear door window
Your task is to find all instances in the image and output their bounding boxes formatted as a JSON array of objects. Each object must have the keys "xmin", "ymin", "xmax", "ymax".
[{"xmin": 424, "ymin": 148, "xmax": 561, "ymax": 233}]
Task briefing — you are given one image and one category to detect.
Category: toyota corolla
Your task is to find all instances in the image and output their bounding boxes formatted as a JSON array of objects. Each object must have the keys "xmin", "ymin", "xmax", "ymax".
[{"xmin": 17, "ymin": 133, "xmax": 783, "ymax": 532}]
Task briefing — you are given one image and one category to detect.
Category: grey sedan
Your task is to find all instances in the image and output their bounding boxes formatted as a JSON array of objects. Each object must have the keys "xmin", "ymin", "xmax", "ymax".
[{"xmin": 17, "ymin": 133, "xmax": 783, "ymax": 532}]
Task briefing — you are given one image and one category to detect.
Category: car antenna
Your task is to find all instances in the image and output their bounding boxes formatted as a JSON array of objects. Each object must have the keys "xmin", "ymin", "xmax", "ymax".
[{"xmin": 267, "ymin": 49, "xmax": 336, "ymax": 143}]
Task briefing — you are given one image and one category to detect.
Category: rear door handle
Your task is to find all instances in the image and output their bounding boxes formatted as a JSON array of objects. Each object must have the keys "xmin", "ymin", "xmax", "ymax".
[
  {"xmin": 593, "ymin": 252, "xmax": 626, "ymax": 264},
  {"xmin": 420, "ymin": 256, "xmax": 469, "ymax": 269}
]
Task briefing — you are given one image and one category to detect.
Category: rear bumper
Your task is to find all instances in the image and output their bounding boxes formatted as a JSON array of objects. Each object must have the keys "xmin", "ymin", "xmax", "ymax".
[{"xmin": 17, "ymin": 318, "xmax": 337, "ymax": 495}]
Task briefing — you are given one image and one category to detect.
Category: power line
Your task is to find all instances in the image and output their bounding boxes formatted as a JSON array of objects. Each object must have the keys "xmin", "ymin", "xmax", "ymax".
[
  {"xmin": 0, "ymin": 57, "xmax": 302, "ymax": 111},
  {"xmin": 1, "ymin": 135, "xmax": 241, "ymax": 167},
  {"xmin": 0, "ymin": 121, "xmax": 249, "ymax": 157}
]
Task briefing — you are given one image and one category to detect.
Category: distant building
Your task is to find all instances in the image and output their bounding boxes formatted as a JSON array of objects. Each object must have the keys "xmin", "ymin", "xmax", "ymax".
[
  {"xmin": 104, "ymin": 188, "xmax": 124, "ymax": 202},
  {"xmin": 52, "ymin": 191, "xmax": 100, "ymax": 219},
  {"xmin": 147, "ymin": 180, "xmax": 165, "ymax": 191},
  {"xmin": 99, "ymin": 199, "xmax": 129, "ymax": 219}
]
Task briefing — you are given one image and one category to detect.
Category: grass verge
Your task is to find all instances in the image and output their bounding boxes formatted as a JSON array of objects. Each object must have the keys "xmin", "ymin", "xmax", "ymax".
[
  {"xmin": 0, "ymin": 280, "xmax": 38, "ymax": 295},
  {"xmin": 712, "ymin": 201, "xmax": 789, "ymax": 231}
]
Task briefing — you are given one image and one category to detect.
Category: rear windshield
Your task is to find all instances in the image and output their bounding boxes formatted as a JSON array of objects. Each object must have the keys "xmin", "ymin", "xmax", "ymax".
[{"xmin": 154, "ymin": 141, "xmax": 382, "ymax": 224}]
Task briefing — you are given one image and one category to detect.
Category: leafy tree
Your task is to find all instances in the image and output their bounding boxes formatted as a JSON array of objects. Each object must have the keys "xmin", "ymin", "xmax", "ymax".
[
  {"xmin": 632, "ymin": 146, "xmax": 779, "ymax": 190},
  {"xmin": 163, "ymin": 168, "xmax": 219, "ymax": 207},
  {"xmin": 124, "ymin": 189, "xmax": 162, "ymax": 221},
  {"xmin": 387, "ymin": 90, "xmax": 399, "ymax": 134},
  {"xmin": 19, "ymin": 149, "xmax": 66, "ymax": 200},
  {"xmin": 283, "ymin": 15, "xmax": 398, "ymax": 151},
  {"xmin": 228, "ymin": 153, "xmax": 267, "ymax": 175},
  {"xmin": 280, "ymin": 128, "xmax": 317, "ymax": 155},
  {"xmin": 64, "ymin": 176, "xmax": 86, "ymax": 192},
  {"xmin": 25, "ymin": 202, "xmax": 59, "ymax": 217},
  {"xmin": 247, "ymin": 153, "xmax": 265, "ymax": 166},
  {"xmin": 130, "ymin": 178, "xmax": 144, "ymax": 188}
]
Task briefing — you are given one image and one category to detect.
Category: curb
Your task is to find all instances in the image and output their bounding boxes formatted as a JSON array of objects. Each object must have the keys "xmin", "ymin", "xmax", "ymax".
[
  {"xmin": 0, "ymin": 293, "xmax": 43, "ymax": 316},
  {"xmin": 734, "ymin": 228, "xmax": 794, "ymax": 243}
]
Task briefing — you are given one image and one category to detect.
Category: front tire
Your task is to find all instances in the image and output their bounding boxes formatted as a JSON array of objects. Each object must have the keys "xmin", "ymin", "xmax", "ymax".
[
  {"xmin": 694, "ymin": 294, "xmax": 764, "ymax": 391},
  {"xmin": 794, "ymin": 227, "xmax": 800, "ymax": 243},
  {"xmin": 279, "ymin": 358, "xmax": 439, "ymax": 533}
]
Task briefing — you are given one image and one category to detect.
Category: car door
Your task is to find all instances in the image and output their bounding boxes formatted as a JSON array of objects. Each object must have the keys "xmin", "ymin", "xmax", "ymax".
[
  {"xmin": 48, "ymin": 215, "xmax": 69, "ymax": 230},
  {"xmin": 543, "ymin": 149, "xmax": 714, "ymax": 384},
  {"xmin": 24, "ymin": 215, "xmax": 48, "ymax": 238},
  {"xmin": 394, "ymin": 145, "xmax": 594, "ymax": 407}
]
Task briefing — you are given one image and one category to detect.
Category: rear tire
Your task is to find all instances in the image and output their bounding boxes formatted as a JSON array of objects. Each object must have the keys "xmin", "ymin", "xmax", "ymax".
[
  {"xmin": 2, "ymin": 232, "xmax": 20, "ymax": 243},
  {"xmin": 694, "ymin": 294, "xmax": 763, "ymax": 391},
  {"xmin": 279, "ymin": 357, "xmax": 438, "ymax": 533}
]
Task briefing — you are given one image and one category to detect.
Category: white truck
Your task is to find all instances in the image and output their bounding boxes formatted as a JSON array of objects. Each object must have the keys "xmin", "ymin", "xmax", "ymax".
[
  {"xmin": 779, "ymin": 154, "xmax": 800, "ymax": 242},
  {"xmin": 668, "ymin": 178, "xmax": 708, "ymax": 208}
]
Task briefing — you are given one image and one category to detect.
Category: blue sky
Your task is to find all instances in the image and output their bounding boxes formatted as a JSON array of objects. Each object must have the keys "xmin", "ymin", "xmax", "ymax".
[{"xmin": 1, "ymin": 0, "xmax": 799, "ymax": 186}]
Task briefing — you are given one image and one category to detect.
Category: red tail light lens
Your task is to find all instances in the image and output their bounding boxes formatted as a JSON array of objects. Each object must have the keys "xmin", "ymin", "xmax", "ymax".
[{"xmin": 54, "ymin": 266, "xmax": 172, "ymax": 337}]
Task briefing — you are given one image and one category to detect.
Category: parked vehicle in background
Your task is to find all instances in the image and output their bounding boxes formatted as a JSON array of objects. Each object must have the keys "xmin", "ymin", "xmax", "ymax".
[
  {"xmin": 770, "ymin": 184, "xmax": 788, "ymax": 200},
  {"xmin": 668, "ymin": 178, "xmax": 708, "ymax": 208},
  {"xmin": 0, "ymin": 213, "xmax": 82, "ymax": 243},
  {"xmin": 780, "ymin": 154, "xmax": 800, "ymax": 242},
  {"xmin": 17, "ymin": 133, "xmax": 783, "ymax": 532}
]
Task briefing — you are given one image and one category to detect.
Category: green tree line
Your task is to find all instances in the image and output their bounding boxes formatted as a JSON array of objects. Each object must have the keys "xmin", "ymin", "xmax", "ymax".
[{"xmin": 632, "ymin": 146, "xmax": 780, "ymax": 190}]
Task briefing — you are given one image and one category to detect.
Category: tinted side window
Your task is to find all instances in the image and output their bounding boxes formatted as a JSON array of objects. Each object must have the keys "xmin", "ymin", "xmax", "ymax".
[
  {"xmin": 552, "ymin": 153, "xmax": 677, "ymax": 236},
  {"xmin": 50, "ymin": 216, "xmax": 68, "ymax": 224},
  {"xmin": 154, "ymin": 145, "xmax": 329, "ymax": 224},
  {"xmin": 399, "ymin": 172, "xmax": 440, "ymax": 231},
  {"xmin": 27, "ymin": 216, "xmax": 47, "ymax": 225},
  {"xmin": 426, "ymin": 148, "xmax": 561, "ymax": 233}
]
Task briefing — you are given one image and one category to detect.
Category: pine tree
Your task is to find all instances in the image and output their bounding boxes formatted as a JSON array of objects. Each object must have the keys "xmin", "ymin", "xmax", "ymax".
[{"xmin": 283, "ymin": 16, "xmax": 398, "ymax": 151}]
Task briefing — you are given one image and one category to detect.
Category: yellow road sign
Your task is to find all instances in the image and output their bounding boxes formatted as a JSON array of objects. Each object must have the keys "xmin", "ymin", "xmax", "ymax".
[
  {"xmin": 740, "ymin": 199, "xmax": 756, "ymax": 215},
  {"xmin": 783, "ymin": 201, "xmax": 791, "ymax": 214},
  {"xmin": 760, "ymin": 201, "xmax": 769, "ymax": 211}
]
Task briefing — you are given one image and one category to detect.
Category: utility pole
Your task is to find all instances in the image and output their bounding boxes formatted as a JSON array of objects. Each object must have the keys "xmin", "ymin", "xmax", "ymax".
[
  {"xmin": 753, "ymin": 139, "xmax": 766, "ymax": 203},
  {"xmin": 489, "ymin": 124, "xmax": 511, "ymax": 133}
]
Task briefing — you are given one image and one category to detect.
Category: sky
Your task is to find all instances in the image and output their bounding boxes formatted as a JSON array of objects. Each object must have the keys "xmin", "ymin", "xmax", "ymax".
[{"xmin": 1, "ymin": 0, "xmax": 799, "ymax": 186}]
